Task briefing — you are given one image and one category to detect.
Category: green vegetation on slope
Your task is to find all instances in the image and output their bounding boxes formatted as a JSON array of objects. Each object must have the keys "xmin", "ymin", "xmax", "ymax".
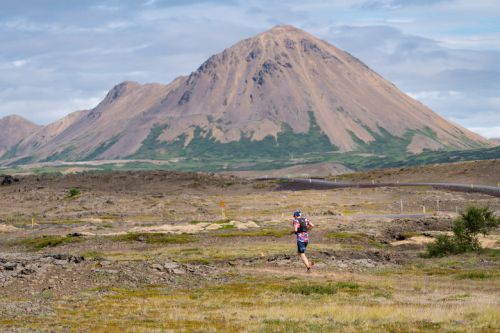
[
  {"xmin": 130, "ymin": 112, "xmax": 338, "ymax": 160},
  {"xmin": 40, "ymin": 146, "xmax": 75, "ymax": 163},
  {"xmin": 83, "ymin": 135, "xmax": 121, "ymax": 160}
]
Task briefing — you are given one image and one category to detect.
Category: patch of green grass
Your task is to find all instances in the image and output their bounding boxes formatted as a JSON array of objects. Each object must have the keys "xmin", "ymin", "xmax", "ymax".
[
  {"xmin": 480, "ymin": 248, "xmax": 500, "ymax": 258},
  {"xmin": 216, "ymin": 229, "xmax": 289, "ymax": 238},
  {"xmin": 368, "ymin": 239, "xmax": 388, "ymax": 249},
  {"xmin": 397, "ymin": 232, "xmax": 421, "ymax": 240},
  {"xmin": 440, "ymin": 293, "xmax": 471, "ymax": 301},
  {"xmin": 284, "ymin": 282, "xmax": 360, "ymax": 295},
  {"xmin": 110, "ymin": 232, "xmax": 195, "ymax": 244},
  {"xmin": 326, "ymin": 232, "xmax": 365, "ymax": 240},
  {"xmin": 454, "ymin": 272, "xmax": 496, "ymax": 280},
  {"xmin": 190, "ymin": 219, "xmax": 231, "ymax": 225},
  {"xmin": 218, "ymin": 224, "xmax": 236, "ymax": 230},
  {"xmin": 81, "ymin": 250, "xmax": 105, "ymax": 259},
  {"xmin": 17, "ymin": 234, "xmax": 83, "ymax": 250}
]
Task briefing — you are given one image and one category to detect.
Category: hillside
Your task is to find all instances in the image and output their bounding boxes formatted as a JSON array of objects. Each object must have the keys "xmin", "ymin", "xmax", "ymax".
[
  {"xmin": 0, "ymin": 115, "xmax": 41, "ymax": 158},
  {"xmin": 335, "ymin": 159, "xmax": 500, "ymax": 186},
  {"xmin": 0, "ymin": 25, "xmax": 492, "ymax": 166}
]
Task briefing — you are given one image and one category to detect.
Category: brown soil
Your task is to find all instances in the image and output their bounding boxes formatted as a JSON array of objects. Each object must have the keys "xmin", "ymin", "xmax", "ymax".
[
  {"xmin": 0, "ymin": 165, "xmax": 498, "ymax": 314},
  {"xmin": 336, "ymin": 159, "xmax": 500, "ymax": 186}
]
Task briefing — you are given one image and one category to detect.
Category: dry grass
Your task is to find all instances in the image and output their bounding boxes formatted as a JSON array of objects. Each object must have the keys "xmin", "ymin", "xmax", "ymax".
[
  {"xmin": 3, "ymin": 270, "xmax": 499, "ymax": 332},
  {"xmin": 1, "ymin": 171, "xmax": 499, "ymax": 332}
]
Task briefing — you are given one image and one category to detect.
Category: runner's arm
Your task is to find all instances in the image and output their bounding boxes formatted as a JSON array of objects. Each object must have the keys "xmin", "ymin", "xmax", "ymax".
[{"xmin": 307, "ymin": 220, "xmax": 314, "ymax": 230}]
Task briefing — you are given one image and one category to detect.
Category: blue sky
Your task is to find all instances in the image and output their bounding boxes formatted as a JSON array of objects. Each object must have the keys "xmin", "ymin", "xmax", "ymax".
[{"xmin": 1, "ymin": 0, "xmax": 499, "ymax": 138}]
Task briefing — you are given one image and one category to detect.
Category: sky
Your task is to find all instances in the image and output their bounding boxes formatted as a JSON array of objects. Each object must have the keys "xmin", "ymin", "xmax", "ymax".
[{"xmin": 0, "ymin": 0, "xmax": 499, "ymax": 138}]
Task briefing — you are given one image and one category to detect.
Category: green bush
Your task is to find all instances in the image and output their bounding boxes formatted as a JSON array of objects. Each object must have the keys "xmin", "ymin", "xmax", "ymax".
[
  {"xmin": 426, "ymin": 235, "xmax": 459, "ymax": 257},
  {"xmin": 426, "ymin": 206, "xmax": 499, "ymax": 257},
  {"xmin": 67, "ymin": 188, "xmax": 81, "ymax": 198}
]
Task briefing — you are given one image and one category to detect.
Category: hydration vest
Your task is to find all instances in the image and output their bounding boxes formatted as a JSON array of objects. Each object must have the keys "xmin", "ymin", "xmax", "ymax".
[{"xmin": 296, "ymin": 217, "xmax": 308, "ymax": 233}]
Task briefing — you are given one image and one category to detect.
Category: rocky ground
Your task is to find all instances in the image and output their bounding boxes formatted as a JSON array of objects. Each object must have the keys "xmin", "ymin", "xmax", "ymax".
[{"xmin": 0, "ymin": 165, "xmax": 499, "ymax": 332}]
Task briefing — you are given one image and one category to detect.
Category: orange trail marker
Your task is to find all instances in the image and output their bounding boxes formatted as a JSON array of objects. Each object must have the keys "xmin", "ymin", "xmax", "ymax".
[{"xmin": 220, "ymin": 201, "xmax": 226, "ymax": 219}]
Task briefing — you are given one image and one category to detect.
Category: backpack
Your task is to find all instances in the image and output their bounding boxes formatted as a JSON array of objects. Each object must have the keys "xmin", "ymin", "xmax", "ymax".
[{"xmin": 296, "ymin": 217, "xmax": 308, "ymax": 233}]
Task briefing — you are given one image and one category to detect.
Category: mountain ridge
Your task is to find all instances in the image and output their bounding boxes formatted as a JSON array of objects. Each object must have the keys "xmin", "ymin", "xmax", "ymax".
[{"xmin": 0, "ymin": 25, "xmax": 492, "ymax": 166}]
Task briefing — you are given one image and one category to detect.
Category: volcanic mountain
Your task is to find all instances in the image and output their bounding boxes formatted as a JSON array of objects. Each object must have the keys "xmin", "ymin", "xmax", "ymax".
[
  {"xmin": 0, "ymin": 25, "xmax": 491, "ymax": 165},
  {"xmin": 0, "ymin": 115, "xmax": 41, "ymax": 158}
]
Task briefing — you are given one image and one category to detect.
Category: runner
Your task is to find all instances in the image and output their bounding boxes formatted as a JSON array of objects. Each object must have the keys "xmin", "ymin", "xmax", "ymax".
[{"xmin": 291, "ymin": 210, "xmax": 314, "ymax": 272}]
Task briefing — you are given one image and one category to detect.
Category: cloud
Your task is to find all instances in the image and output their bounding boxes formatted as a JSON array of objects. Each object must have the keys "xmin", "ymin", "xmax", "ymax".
[
  {"xmin": 12, "ymin": 59, "xmax": 27, "ymax": 67},
  {"xmin": 361, "ymin": 0, "xmax": 450, "ymax": 9},
  {"xmin": 319, "ymin": 23, "xmax": 500, "ymax": 133},
  {"xmin": 469, "ymin": 127, "xmax": 500, "ymax": 139},
  {"xmin": 0, "ymin": 0, "xmax": 497, "ymax": 135}
]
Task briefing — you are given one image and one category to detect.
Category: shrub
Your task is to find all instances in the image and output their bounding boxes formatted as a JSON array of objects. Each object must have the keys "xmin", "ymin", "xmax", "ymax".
[
  {"xmin": 426, "ymin": 235, "xmax": 459, "ymax": 257},
  {"xmin": 67, "ymin": 188, "xmax": 81, "ymax": 198},
  {"xmin": 426, "ymin": 206, "xmax": 499, "ymax": 257}
]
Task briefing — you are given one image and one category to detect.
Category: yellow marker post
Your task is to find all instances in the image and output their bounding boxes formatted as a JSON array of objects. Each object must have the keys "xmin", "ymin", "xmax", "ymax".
[
  {"xmin": 220, "ymin": 201, "xmax": 226, "ymax": 220},
  {"xmin": 422, "ymin": 206, "xmax": 426, "ymax": 214},
  {"xmin": 31, "ymin": 218, "xmax": 35, "ymax": 228}
]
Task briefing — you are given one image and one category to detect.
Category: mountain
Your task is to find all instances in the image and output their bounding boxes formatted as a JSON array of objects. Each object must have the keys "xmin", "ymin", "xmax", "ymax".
[
  {"xmin": 0, "ymin": 25, "xmax": 492, "ymax": 166},
  {"xmin": 0, "ymin": 115, "xmax": 41, "ymax": 158}
]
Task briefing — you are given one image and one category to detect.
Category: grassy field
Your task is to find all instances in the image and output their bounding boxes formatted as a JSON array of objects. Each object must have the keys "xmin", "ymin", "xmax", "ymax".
[
  {"xmin": 1, "ymin": 251, "xmax": 499, "ymax": 332},
  {"xmin": 0, "ymin": 170, "xmax": 498, "ymax": 332}
]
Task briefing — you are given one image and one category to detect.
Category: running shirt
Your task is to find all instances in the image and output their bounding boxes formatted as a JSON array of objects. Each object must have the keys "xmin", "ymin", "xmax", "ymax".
[{"xmin": 293, "ymin": 218, "xmax": 311, "ymax": 243}]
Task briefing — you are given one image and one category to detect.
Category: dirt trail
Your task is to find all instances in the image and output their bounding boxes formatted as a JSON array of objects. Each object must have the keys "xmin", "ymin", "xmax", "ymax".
[{"xmin": 273, "ymin": 178, "xmax": 500, "ymax": 197}]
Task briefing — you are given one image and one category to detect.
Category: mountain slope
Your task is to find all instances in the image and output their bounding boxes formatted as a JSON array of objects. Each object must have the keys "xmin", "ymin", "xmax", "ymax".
[
  {"xmin": 0, "ymin": 115, "xmax": 41, "ymax": 158},
  {"xmin": 0, "ymin": 25, "xmax": 492, "ymax": 165},
  {"xmin": 150, "ymin": 25, "xmax": 488, "ymax": 154}
]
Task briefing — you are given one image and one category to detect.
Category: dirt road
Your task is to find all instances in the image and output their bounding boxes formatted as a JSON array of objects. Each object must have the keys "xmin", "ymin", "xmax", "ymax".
[{"xmin": 271, "ymin": 178, "xmax": 500, "ymax": 197}]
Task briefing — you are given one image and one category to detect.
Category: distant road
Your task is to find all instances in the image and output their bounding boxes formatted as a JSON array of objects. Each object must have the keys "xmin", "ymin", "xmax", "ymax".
[{"xmin": 264, "ymin": 178, "xmax": 500, "ymax": 198}]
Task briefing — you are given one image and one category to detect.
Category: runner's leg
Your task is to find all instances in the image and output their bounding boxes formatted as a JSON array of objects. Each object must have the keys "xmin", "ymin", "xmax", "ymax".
[{"xmin": 300, "ymin": 253, "xmax": 310, "ymax": 269}]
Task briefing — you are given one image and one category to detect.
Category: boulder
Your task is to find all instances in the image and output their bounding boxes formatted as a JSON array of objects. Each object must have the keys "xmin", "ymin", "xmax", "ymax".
[{"xmin": 1, "ymin": 175, "xmax": 19, "ymax": 186}]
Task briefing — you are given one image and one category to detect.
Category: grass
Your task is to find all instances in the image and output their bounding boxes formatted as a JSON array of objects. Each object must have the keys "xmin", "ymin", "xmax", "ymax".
[
  {"xmin": 190, "ymin": 219, "xmax": 232, "ymax": 224},
  {"xmin": 454, "ymin": 272, "xmax": 497, "ymax": 280},
  {"xmin": 326, "ymin": 232, "xmax": 366, "ymax": 239},
  {"xmin": 16, "ymin": 234, "xmax": 84, "ymax": 250},
  {"xmin": 110, "ymin": 232, "xmax": 195, "ymax": 244},
  {"xmin": 167, "ymin": 243, "xmax": 293, "ymax": 264},
  {"xmin": 216, "ymin": 228, "xmax": 290, "ymax": 238},
  {"xmin": 80, "ymin": 250, "xmax": 105, "ymax": 259},
  {"xmin": 2, "ymin": 273, "xmax": 497, "ymax": 333},
  {"xmin": 284, "ymin": 281, "xmax": 360, "ymax": 295}
]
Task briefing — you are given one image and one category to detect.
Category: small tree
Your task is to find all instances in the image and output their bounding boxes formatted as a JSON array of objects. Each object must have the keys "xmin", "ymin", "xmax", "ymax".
[
  {"xmin": 67, "ymin": 188, "xmax": 81, "ymax": 198},
  {"xmin": 426, "ymin": 206, "xmax": 499, "ymax": 257}
]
